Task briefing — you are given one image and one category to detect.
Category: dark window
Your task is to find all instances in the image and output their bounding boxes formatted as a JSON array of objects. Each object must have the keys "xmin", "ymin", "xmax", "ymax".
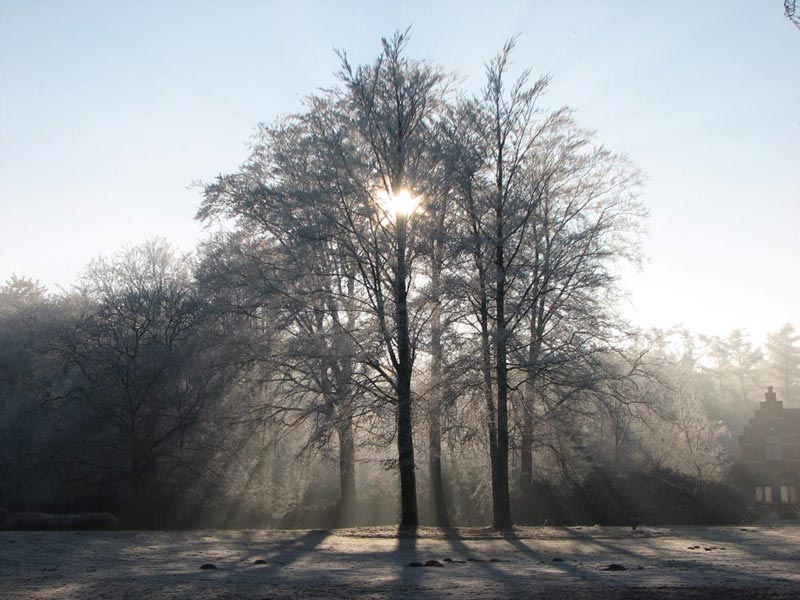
[
  {"xmin": 780, "ymin": 485, "xmax": 797, "ymax": 503},
  {"xmin": 765, "ymin": 429, "xmax": 782, "ymax": 461},
  {"xmin": 756, "ymin": 485, "xmax": 773, "ymax": 503},
  {"xmin": 766, "ymin": 445, "xmax": 783, "ymax": 460}
]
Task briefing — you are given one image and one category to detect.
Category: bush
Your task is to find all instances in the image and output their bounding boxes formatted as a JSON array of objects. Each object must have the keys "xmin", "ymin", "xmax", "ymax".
[
  {"xmin": 60, "ymin": 512, "xmax": 118, "ymax": 530},
  {"xmin": 6, "ymin": 512, "xmax": 59, "ymax": 530},
  {"xmin": 4, "ymin": 511, "xmax": 118, "ymax": 530},
  {"xmin": 513, "ymin": 466, "xmax": 751, "ymax": 526},
  {"xmin": 567, "ymin": 467, "xmax": 749, "ymax": 525},
  {"xmin": 513, "ymin": 479, "xmax": 564, "ymax": 525}
]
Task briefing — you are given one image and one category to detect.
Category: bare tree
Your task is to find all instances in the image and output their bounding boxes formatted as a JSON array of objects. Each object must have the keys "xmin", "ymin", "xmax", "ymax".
[
  {"xmin": 0, "ymin": 277, "xmax": 67, "ymax": 510},
  {"xmin": 55, "ymin": 240, "xmax": 236, "ymax": 510},
  {"xmin": 443, "ymin": 40, "xmax": 558, "ymax": 529},
  {"xmin": 514, "ymin": 121, "xmax": 645, "ymax": 496},
  {"xmin": 198, "ymin": 33, "xmax": 448, "ymax": 528},
  {"xmin": 441, "ymin": 39, "xmax": 643, "ymax": 528},
  {"xmin": 303, "ymin": 31, "xmax": 448, "ymax": 527},
  {"xmin": 197, "ymin": 34, "xmax": 646, "ymax": 529},
  {"xmin": 198, "ymin": 134, "xmax": 365, "ymax": 525}
]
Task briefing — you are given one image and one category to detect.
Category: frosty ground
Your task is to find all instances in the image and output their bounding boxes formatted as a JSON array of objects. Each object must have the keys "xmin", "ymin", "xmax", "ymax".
[{"xmin": 1, "ymin": 526, "xmax": 798, "ymax": 599}]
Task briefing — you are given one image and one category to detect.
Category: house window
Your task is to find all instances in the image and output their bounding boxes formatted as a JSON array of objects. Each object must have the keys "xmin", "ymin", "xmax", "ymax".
[
  {"xmin": 765, "ymin": 445, "xmax": 783, "ymax": 460},
  {"xmin": 755, "ymin": 486, "xmax": 773, "ymax": 503},
  {"xmin": 765, "ymin": 429, "xmax": 782, "ymax": 461},
  {"xmin": 779, "ymin": 485, "xmax": 797, "ymax": 504}
]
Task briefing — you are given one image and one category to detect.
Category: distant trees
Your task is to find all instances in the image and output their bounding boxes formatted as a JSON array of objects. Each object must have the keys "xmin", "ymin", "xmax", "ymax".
[
  {"xmin": 0, "ymin": 276, "xmax": 65, "ymax": 510},
  {"xmin": 1, "ymin": 277, "xmax": 794, "ymax": 527},
  {"xmin": 669, "ymin": 341, "xmax": 729, "ymax": 483},
  {"xmin": 700, "ymin": 330, "xmax": 763, "ymax": 427},
  {"xmin": 198, "ymin": 163, "xmax": 367, "ymax": 525},
  {"xmin": 0, "ymin": 277, "xmax": 51, "ymax": 405},
  {"xmin": 6, "ymin": 240, "xmax": 242, "ymax": 522},
  {"xmin": 766, "ymin": 324, "xmax": 799, "ymax": 404}
]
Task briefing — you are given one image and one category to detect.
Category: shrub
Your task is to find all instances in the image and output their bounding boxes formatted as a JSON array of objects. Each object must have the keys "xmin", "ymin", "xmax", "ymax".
[
  {"xmin": 7, "ymin": 512, "xmax": 59, "ymax": 530},
  {"xmin": 567, "ymin": 467, "xmax": 749, "ymax": 525},
  {"xmin": 513, "ymin": 466, "xmax": 751, "ymax": 526},
  {"xmin": 5, "ymin": 511, "xmax": 118, "ymax": 530},
  {"xmin": 59, "ymin": 512, "xmax": 118, "ymax": 530}
]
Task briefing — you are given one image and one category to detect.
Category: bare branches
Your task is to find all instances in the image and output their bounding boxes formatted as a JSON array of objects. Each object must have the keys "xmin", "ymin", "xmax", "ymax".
[{"xmin": 787, "ymin": 1, "xmax": 800, "ymax": 30}]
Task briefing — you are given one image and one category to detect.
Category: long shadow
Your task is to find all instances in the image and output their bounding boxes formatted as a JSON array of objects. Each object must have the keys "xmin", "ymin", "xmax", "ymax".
[
  {"xmin": 384, "ymin": 525, "xmax": 421, "ymax": 595},
  {"xmin": 237, "ymin": 528, "xmax": 330, "ymax": 572},
  {"xmin": 169, "ymin": 529, "xmax": 330, "ymax": 595},
  {"xmin": 499, "ymin": 528, "xmax": 614, "ymax": 586},
  {"xmin": 685, "ymin": 526, "xmax": 800, "ymax": 561},
  {"xmin": 397, "ymin": 525, "xmax": 419, "ymax": 557},
  {"xmin": 85, "ymin": 529, "xmax": 331, "ymax": 584},
  {"xmin": 434, "ymin": 527, "xmax": 547, "ymax": 597},
  {"xmin": 9, "ymin": 527, "xmax": 800, "ymax": 599},
  {"xmin": 8, "ymin": 528, "xmax": 361, "ymax": 600},
  {"xmin": 545, "ymin": 526, "xmax": 800, "ymax": 590},
  {"xmin": 555, "ymin": 526, "xmax": 652, "ymax": 561},
  {"xmin": 553, "ymin": 525, "xmax": 724, "ymax": 575}
]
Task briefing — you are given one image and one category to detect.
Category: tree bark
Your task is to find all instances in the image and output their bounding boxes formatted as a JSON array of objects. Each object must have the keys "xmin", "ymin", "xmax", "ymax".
[
  {"xmin": 519, "ymin": 396, "xmax": 534, "ymax": 499},
  {"xmin": 475, "ymin": 261, "xmax": 502, "ymax": 528},
  {"xmin": 395, "ymin": 214, "xmax": 418, "ymax": 528},
  {"xmin": 335, "ymin": 275, "xmax": 358, "ymax": 526},
  {"xmin": 493, "ymin": 200, "xmax": 512, "ymax": 530},
  {"xmin": 337, "ymin": 419, "xmax": 357, "ymax": 526},
  {"xmin": 520, "ymin": 303, "xmax": 543, "ymax": 500},
  {"xmin": 428, "ymin": 223, "xmax": 447, "ymax": 525}
]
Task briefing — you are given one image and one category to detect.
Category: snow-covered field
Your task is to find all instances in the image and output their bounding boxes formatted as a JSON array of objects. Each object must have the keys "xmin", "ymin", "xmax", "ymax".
[{"xmin": 1, "ymin": 525, "xmax": 798, "ymax": 599}]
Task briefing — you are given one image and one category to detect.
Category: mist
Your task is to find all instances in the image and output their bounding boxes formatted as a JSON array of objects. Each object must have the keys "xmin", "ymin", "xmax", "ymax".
[
  {"xmin": 1, "ymin": 5, "xmax": 799, "ymax": 599},
  {"xmin": 2, "ymin": 32, "xmax": 798, "ymax": 531}
]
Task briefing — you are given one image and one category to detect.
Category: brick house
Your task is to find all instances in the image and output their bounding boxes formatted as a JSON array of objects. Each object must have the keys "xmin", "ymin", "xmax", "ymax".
[{"xmin": 739, "ymin": 387, "xmax": 800, "ymax": 512}]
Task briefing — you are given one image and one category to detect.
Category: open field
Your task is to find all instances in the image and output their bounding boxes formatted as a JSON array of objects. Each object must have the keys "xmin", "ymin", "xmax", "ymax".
[{"xmin": 1, "ymin": 525, "xmax": 799, "ymax": 599}]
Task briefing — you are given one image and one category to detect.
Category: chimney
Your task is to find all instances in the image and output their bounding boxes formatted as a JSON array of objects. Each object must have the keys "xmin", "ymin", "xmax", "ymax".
[{"xmin": 761, "ymin": 386, "xmax": 783, "ymax": 412}]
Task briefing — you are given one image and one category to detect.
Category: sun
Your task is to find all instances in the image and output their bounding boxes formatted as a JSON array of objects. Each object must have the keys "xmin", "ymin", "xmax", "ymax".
[{"xmin": 378, "ymin": 188, "xmax": 420, "ymax": 218}]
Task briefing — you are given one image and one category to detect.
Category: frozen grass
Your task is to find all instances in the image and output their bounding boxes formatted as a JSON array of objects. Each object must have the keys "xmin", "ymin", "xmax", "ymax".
[{"xmin": 1, "ymin": 525, "xmax": 798, "ymax": 598}]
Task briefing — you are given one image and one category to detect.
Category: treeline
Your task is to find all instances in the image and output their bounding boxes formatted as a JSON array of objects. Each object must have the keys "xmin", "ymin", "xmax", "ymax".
[{"xmin": 1, "ymin": 34, "xmax": 798, "ymax": 529}]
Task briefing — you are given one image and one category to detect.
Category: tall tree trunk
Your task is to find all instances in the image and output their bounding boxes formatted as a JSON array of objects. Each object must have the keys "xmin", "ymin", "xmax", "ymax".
[
  {"xmin": 335, "ymin": 275, "xmax": 358, "ymax": 526},
  {"xmin": 428, "ymin": 226, "xmax": 447, "ymax": 525},
  {"xmin": 427, "ymin": 404, "xmax": 444, "ymax": 524},
  {"xmin": 493, "ymin": 201, "xmax": 512, "ymax": 530},
  {"xmin": 520, "ymin": 303, "xmax": 543, "ymax": 500},
  {"xmin": 337, "ymin": 418, "xmax": 357, "ymax": 526},
  {"xmin": 519, "ymin": 393, "xmax": 534, "ymax": 500},
  {"xmin": 476, "ymin": 263, "xmax": 502, "ymax": 528},
  {"xmin": 395, "ymin": 214, "xmax": 418, "ymax": 528}
]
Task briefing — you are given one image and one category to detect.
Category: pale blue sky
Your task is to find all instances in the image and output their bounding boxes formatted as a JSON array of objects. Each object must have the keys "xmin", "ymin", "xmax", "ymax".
[{"xmin": 1, "ymin": 1, "xmax": 797, "ymax": 343}]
